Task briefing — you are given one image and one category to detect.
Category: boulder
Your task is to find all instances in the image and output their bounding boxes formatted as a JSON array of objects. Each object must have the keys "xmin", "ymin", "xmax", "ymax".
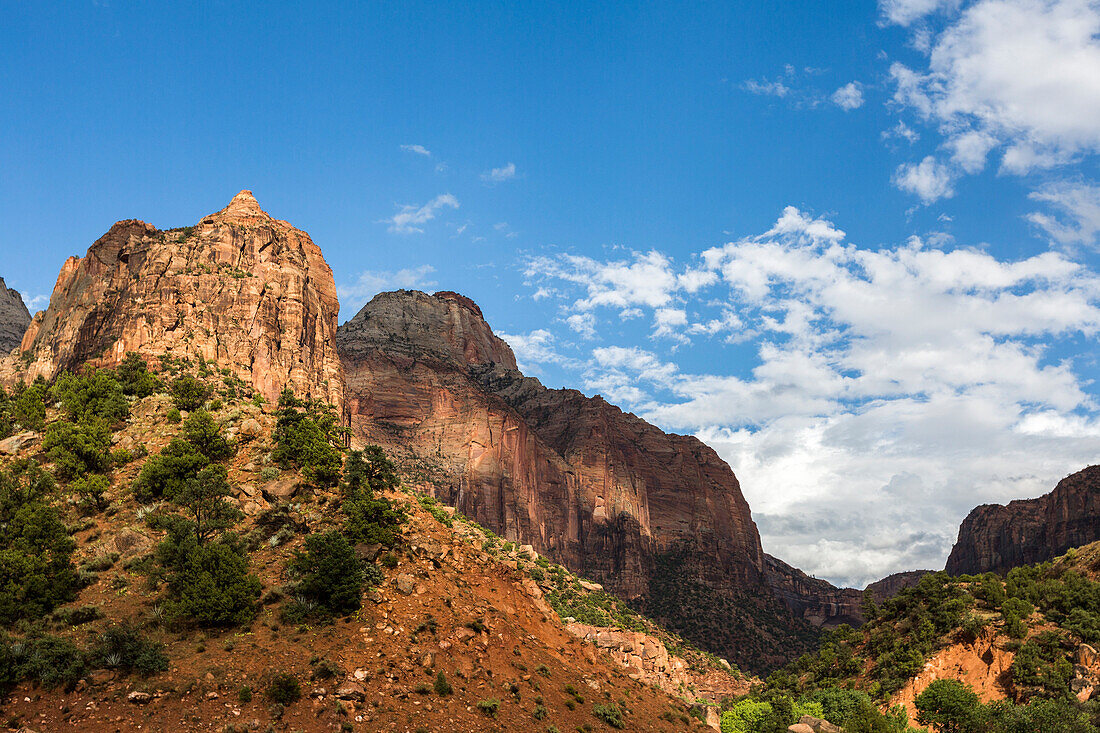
[
  {"xmin": 394, "ymin": 574, "xmax": 417, "ymax": 595},
  {"xmin": 0, "ymin": 431, "xmax": 37, "ymax": 456},
  {"xmin": 127, "ymin": 691, "xmax": 152, "ymax": 704}
]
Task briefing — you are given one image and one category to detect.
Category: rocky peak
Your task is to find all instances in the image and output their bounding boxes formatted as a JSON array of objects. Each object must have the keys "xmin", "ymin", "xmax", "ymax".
[
  {"xmin": 205, "ymin": 189, "xmax": 273, "ymax": 226},
  {"xmin": 1, "ymin": 191, "xmax": 343, "ymax": 406},
  {"xmin": 0, "ymin": 278, "xmax": 31, "ymax": 353},
  {"xmin": 340, "ymin": 289, "xmax": 517, "ymax": 370}
]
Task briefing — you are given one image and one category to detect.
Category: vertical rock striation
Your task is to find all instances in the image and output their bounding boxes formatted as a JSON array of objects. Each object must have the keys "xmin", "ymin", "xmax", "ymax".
[
  {"xmin": 0, "ymin": 278, "xmax": 31, "ymax": 354},
  {"xmin": 1, "ymin": 191, "xmax": 343, "ymax": 406}
]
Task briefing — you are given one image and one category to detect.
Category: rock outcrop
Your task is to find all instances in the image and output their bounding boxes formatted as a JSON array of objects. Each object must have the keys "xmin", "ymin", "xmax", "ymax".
[
  {"xmin": 946, "ymin": 466, "xmax": 1100, "ymax": 576},
  {"xmin": 764, "ymin": 554, "xmax": 863, "ymax": 627},
  {"xmin": 338, "ymin": 289, "xmax": 840, "ymax": 670},
  {"xmin": 0, "ymin": 278, "xmax": 30, "ymax": 353},
  {"xmin": 865, "ymin": 570, "xmax": 934, "ymax": 602},
  {"xmin": 1, "ymin": 191, "xmax": 343, "ymax": 405}
]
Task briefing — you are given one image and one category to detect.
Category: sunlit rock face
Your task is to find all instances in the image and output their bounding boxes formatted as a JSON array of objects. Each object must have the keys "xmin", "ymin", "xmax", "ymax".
[
  {"xmin": 0, "ymin": 278, "xmax": 30, "ymax": 354},
  {"xmin": 1, "ymin": 191, "xmax": 344, "ymax": 407}
]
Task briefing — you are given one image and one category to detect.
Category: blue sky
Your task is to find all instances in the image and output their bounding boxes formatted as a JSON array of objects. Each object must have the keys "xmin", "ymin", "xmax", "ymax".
[{"xmin": 4, "ymin": 0, "xmax": 1100, "ymax": 587}]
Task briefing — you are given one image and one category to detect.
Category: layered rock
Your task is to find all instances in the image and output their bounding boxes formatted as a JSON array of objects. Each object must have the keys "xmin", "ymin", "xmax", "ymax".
[
  {"xmin": 764, "ymin": 555, "xmax": 863, "ymax": 627},
  {"xmin": 338, "ymin": 289, "xmax": 836, "ymax": 669},
  {"xmin": 0, "ymin": 278, "xmax": 30, "ymax": 353},
  {"xmin": 946, "ymin": 466, "xmax": 1100, "ymax": 576},
  {"xmin": 1, "ymin": 191, "xmax": 343, "ymax": 406}
]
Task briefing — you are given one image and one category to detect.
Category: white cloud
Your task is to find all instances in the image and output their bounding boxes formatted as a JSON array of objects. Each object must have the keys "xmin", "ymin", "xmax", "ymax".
[
  {"xmin": 522, "ymin": 206, "xmax": 1100, "ymax": 586},
  {"xmin": 382, "ymin": 194, "xmax": 459, "ymax": 234},
  {"xmin": 831, "ymin": 82, "xmax": 865, "ymax": 110},
  {"xmin": 1028, "ymin": 180, "xmax": 1100, "ymax": 247},
  {"xmin": 400, "ymin": 144, "xmax": 431, "ymax": 157},
  {"xmin": 566, "ymin": 312, "xmax": 597, "ymax": 339},
  {"xmin": 497, "ymin": 329, "xmax": 563, "ymax": 371},
  {"xmin": 742, "ymin": 78, "xmax": 791, "ymax": 98},
  {"xmin": 880, "ymin": 0, "xmax": 960, "ymax": 25},
  {"xmin": 481, "ymin": 162, "xmax": 517, "ymax": 183},
  {"xmin": 893, "ymin": 155, "xmax": 956, "ymax": 203},
  {"xmin": 883, "ymin": 120, "xmax": 921, "ymax": 144},
  {"xmin": 337, "ymin": 265, "xmax": 437, "ymax": 317},
  {"xmin": 888, "ymin": 0, "xmax": 1100, "ymax": 197}
]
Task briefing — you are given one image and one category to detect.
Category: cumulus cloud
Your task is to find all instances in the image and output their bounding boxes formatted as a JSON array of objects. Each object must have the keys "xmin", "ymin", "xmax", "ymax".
[
  {"xmin": 400, "ymin": 144, "xmax": 431, "ymax": 156},
  {"xmin": 520, "ymin": 206, "xmax": 1100, "ymax": 586},
  {"xmin": 887, "ymin": 0, "xmax": 1100, "ymax": 200},
  {"xmin": 337, "ymin": 265, "xmax": 436, "ymax": 317},
  {"xmin": 481, "ymin": 162, "xmax": 517, "ymax": 183},
  {"xmin": 382, "ymin": 194, "xmax": 459, "ymax": 234},
  {"xmin": 497, "ymin": 328, "xmax": 563, "ymax": 371},
  {"xmin": 893, "ymin": 156, "xmax": 956, "ymax": 203},
  {"xmin": 831, "ymin": 82, "xmax": 865, "ymax": 110}
]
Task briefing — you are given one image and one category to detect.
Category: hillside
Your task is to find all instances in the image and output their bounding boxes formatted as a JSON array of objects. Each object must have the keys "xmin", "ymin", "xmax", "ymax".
[
  {"xmin": 716, "ymin": 557, "xmax": 1100, "ymax": 732},
  {"xmin": 0, "ymin": 357, "xmax": 747, "ymax": 731}
]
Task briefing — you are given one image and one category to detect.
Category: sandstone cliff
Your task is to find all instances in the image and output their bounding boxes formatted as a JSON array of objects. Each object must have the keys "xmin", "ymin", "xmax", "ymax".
[
  {"xmin": 338, "ymin": 289, "xmax": 828, "ymax": 670},
  {"xmin": 945, "ymin": 466, "xmax": 1100, "ymax": 576},
  {"xmin": 1, "ymin": 191, "xmax": 343, "ymax": 406},
  {"xmin": 0, "ymin": 278, "xmax": 30, "ymax": 354},
  {"xmin": 763, "ymin": 554, "xmax": 863, "ymax": 627},
  {"xmin": 865, "ymin": 569, "xmax": 933, "ymax": 602}
]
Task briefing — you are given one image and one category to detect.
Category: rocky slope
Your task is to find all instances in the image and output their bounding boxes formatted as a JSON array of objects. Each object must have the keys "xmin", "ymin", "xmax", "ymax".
[
  {"xmin": 0, "ymin": 191, "xmax": 343, "ymax": 406},
  {"xmin": 0, "ymin": 277, "xmax": 30, "ymax": 353},
  {"xmin": 763, "ymin": 555, "xmax": 863, "ymax": 628},
  {"xmin": 945, "ymin": 465, "xmax": 1100, "ymax": 576},
  {"xmin": 338, "ymin": 289, "xmax": 845, "ymax": 670},
  {"xmin": 865, "ymin": 570, "xmax": 933, "ymax": 602}
]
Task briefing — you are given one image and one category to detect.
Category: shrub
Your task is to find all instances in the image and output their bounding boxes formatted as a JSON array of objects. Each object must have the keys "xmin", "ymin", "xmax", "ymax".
[
  {"xmin": 166, "ymin": 408, "xmax": 182, "ymax": 424},
  {"xmin": 159, "ymin": 528, "xmax": 261, "ymax": 627},
  {"xmin": 89, "ymin": 623, "xmax": 168, "ymax": 676},
  {"xmin": 272, "ymin": 389, "xmax": 343, "ymax": 487},
  {"xmin": 341, "ymin": 446, "xmax": 398, "ymax": 497},
  {"xmin": 52, "ymin": 370, "xmax": 129, "ymax": 425},
  {"xmin": 182, "ymin": 409, "xmax": 233, "ymax": 461},
  {"xmin": 116, "ymin": 353, "xmax": 161, "ymax": 397},
  {"xmin": 42, "ymin": 418, "xmax": 112, "ymax": 481},
  {"xmin": 5, "ymin": 633, "xmax": 88, "ymax": 690},
  {"xmin": 238, "ymin": 685, "xmax": 253, "ymax": 702},
  {"xmin": 593, "ymin": 702, "xmax": 624, "ymax": 728},
  {"xmin": 133, "ymin": 438, "xmax": 208, "ymax": 501},
  {"xmin": 171, "ymin": 375, "xmax": 211, "ymax": 411},
  {"xmin": 11, "ymin": 380, "xmax": 48, "ymax": 431},
  {"xmin": 287, "ymin": 531, "xmax": 364, "ymax": 617},
  {"xmin": 266, "ymin": 673, "xmax": 301, "ymax": 705},
  {"xmin": 169, "ymin": 464, "xmax": 243, "ymax": 544},
  {"xmin": 311, "ymin": 657, "xmax": 343, "ymax": 680},
  {"xmin": 477, "ymin": 698, "xmax": 501, "ymax": 718},
  {"xmin": 916, "ymin": 679, "xmax": 986, "ymax": 733},
  {"xmin": 0, "ymin": 462, "xmax": 78, "ymax": 623},
  {"xmin": 343, "ymin": 495, "xmax": 405, "ymax": 546},
  {"xmin": 72, "ymin": 474, "xmax": 110, "ymax": 513},
  {"xmin": 434, "ymin": 670, "xmax": 453, "ymax": 696}
]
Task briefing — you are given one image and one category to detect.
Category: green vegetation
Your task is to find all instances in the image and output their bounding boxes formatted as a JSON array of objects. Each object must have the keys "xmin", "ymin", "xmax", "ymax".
[
  {"xmin": 285, "ymin": 531, "xmax": 364, "ymax": 618},
  {"xmin": 116, "ymin": 352, "xmax": 162, "ymax": 397},
  {"xmin": 341, "ymin": 447, "xmax": 405, "ymax": 545},
  {"xmin": 88, "ymin": 623, "xmax": 169, "ymax": 676},
  {"xmin": 0, "ymin": 460, "xmax": 78, "ymax": 623},
  {"xmin": 477, "ymin": 698, "xmax": 501, "ymax": 718},
  {"xmin": 266, "ymin": 672, "xmax": 302, "ymax": 705},
  {"xmin": 272, "ymin": 388, "xmax": 344, "ymax": 487},
  {"xmin": 593, "ymin": 702, "xmax": 625, "ymax": 728},
  {"xmin": 170, "ymin": 374, "xmax": 212, "ymax": 411}
]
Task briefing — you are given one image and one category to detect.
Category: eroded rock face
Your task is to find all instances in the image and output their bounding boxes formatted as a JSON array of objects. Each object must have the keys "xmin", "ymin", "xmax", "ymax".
[
  {"xmin": 865, "ymin": 569, "xmax": 933, "ymax": 602},
  {"xmin": 945, "ymin": 466, "xmax": 1100, "ymax": 576},
  {"xmin": 0, "ymin": 278, "xmax": 30, "ymax": 354},
  {"xmin": 1, "ymin": 191, "xmax": 343, "ymax": 406},
  {"xmin": 764, "ymin": 554, "xmax": 863, "ymax": 628},
  {"xmin": 338, "ymin": 289, "xmax": 842, "ymax": 669}
]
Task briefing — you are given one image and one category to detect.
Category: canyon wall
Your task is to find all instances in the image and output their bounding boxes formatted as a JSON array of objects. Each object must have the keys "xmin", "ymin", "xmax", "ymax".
[{"xmin": 0, "ymin": 278, "xmax": 30, "ymax": 354}]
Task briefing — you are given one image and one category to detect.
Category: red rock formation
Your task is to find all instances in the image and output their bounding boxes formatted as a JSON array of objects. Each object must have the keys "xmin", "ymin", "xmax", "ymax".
[
  {"xmin": 865, "ymin": 569, "xmax": 933, "ymax": 602},
  {"xmin": 763, "ymin": 554, "xmax": 863, "ymax": 627},
  {"xmin": 0, "ymin": 278, "xmax": 30, "ymax": 354},
  {"xmin": 338, "ymin": 289, "xmax": 842, "ymax": 669},
  {"xmin": 946, "ymin": 466, "xmax": 1100, "ymax": 576},
  {"xmin": 1, "ymin": 191, "xmax": 343, "ymax": 406}
]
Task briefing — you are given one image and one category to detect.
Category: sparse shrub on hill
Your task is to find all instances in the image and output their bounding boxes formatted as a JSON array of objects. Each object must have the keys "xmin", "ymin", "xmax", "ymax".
[
  {"xmin": 170, "ymin": 464, "xmax": 243, "ymax": 544},
  {"xmin": 51, "ymin": 369, "xmax": 129, "ymax": 425},
  {"xmin": 171, "ymin": 374, "xmax": 211, "ymax": 411},
  {"xmin": 340, "ymin": 448, "xmax": 405, "ymax": 546},
  {"xmin": 182, "ymin": 409, "xmax": 233, "ymax": 461},
  {"xmin": 0, "ymin": 386, "xmax": 12, "ymax": 440},
  {"xmin": 285, "ymin": 531, "xmax": 364, "ymax": 618},
  {"xmin": 11, "ymin": 379, "xmax": 48, "ymax": 432},
  {"xmin": 88, "ymin": 622, "xmax": 168, "ymax": 676},
  {"xmin": 0, "ymin": 461, "xmax": 78, "ymax": 624},
  {"xmin": 0, "ymin": 633, "xmax": 87, "ymax": 691},
  {"xmin": 42, "ymin": 418, "xmax": 112, "ymax": 481},
  {"xmin": 272, "ymin": 388, "xmax": 343, "ymax": 487},
  {"xmin": 72, "ymin": 473, "xmax": 110, "ymax": 513},
  {"xmin": 158, "ymin": 528, "xmax": 261, "ymax": 627},
  {"xmin": 915, "ymin": 678, "xmax": 986, "ymax": 733},
  {"xmin": 133, "ymin": 438, "xmax": 208, "ymax": 501},
  {"xmin": 116, "ymin": 352, "xmax": 162, "ymax": 397}
]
